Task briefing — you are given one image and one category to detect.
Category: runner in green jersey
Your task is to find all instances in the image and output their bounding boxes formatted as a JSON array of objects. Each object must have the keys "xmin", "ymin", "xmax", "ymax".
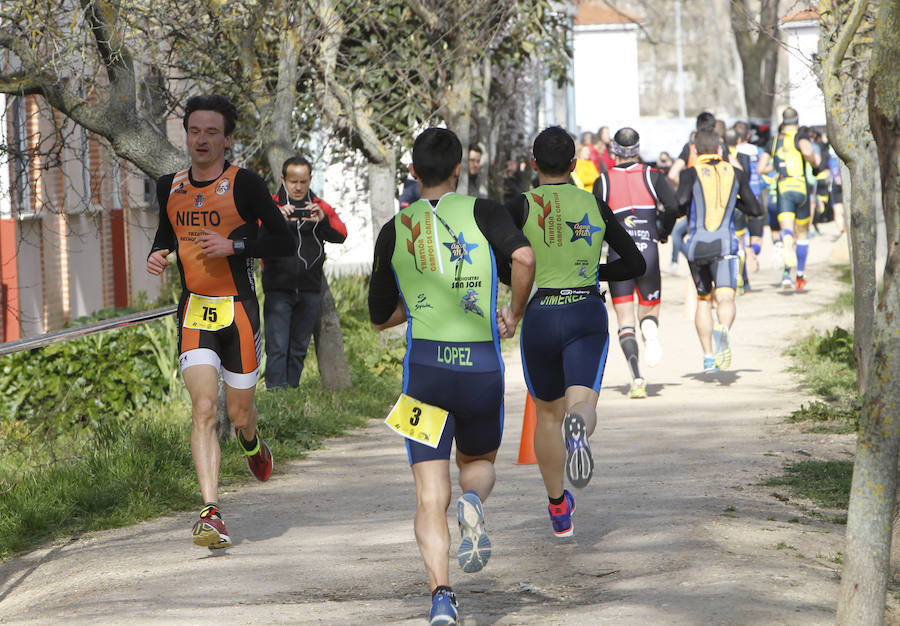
[
  {"xmin": 369, "ymin": 128, "xmax": 534, "ymax": 625},
  {"xmin": 507, "ymin": 126, "xmax": 645, "ymax": 537}
]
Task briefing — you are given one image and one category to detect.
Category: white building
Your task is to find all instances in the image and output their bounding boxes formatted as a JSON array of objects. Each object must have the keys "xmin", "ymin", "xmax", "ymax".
[
  {"xmin": 781, "ymin": 8, "xmax": 826, "ymax": 127},
  {"xmin": 572, "ymin": 3, "xmax": 641, "ymax": 136}
]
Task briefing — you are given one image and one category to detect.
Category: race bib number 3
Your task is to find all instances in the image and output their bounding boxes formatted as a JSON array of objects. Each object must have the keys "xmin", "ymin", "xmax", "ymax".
[
  {"xmin": 183, "ymin": 294, "xmax": 235, "ymax": 331},
  {"xmin": 385, "ymin": 393, "xmax": 449, "ymax": 449}
]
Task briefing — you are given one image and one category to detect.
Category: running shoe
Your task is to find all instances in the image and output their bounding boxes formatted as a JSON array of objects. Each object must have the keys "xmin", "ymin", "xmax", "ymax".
[
  {"xmin": 796, "ymin": 275, "xmax": 807, "ymax": 292},
  {"xmin": 713, "ymin": 324, "xmax": 732, "ymax": 370},
  {"xmin": 629, "ymin": 377, "xmax": 648, "ymax": 399},
  {"xmin": 548, "ymin": 490, "xmax": 576, "ymax": 537},
  {"xmin": 429, "ymin": 589, "xmax": 459, "ymax": 625},
  {"xmin": 640, "ymin": 318, "xmax": 662, "ymax": 367},
  {"xmin": 772, "ymin": 241, "xmax": 784, "ymax": 270},
  {"xmin": 192, "ymin": 506, "xmax": 231, "ymax": 550},
  {"xmin": 703, "ymin": 356, "xmax": 719, "ymax": 373},
  {"xmin": 236, "ymin": 427, "xmax": 274, "ymax": 482},
  {"xmin": 563, "ymin": 413, "xmax": 594, "ymax": 489},
  {"xmin": 456, "ymin": 491, "xmax": 491, "ymax": 573},
  {"xmin": 781, "ymin": 271, "xmax": 794, "ymax": 290},
  {"xmin": 782, "ymin": 234, "xmax": 798, "ymax": 268}
]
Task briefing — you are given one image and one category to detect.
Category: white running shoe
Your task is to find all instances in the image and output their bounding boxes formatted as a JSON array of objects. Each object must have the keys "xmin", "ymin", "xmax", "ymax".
[
  {"xmin": 640, "ymin": 318, "xmax": 662, "ymax": 367},
  {"xmin": 772, "ymin": 241, "xmax": 784, "ymax": 270}
]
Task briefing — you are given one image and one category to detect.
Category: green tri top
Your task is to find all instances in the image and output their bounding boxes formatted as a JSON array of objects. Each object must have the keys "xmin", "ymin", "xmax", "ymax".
[
  {"xmin": 522, "ymin": 183, "xmax": 607, "ymax": 288},
  {"xmin": 391, "ymin": 193, "xmax": 496, "ymax": 343}
]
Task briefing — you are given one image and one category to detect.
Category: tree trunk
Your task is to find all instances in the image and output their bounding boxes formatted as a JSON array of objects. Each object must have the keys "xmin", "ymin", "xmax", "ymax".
[
  {"xmin": 368, "ymin": 153, "xmax": 396, "ymax": 244},
  {"xmin": 730, "ymin": 0, "xmax": 780, "ymax": 120},
  {"xmin": 818, "ymin": 0, "xmax": 879, "ymax": 397},
  {"xmin": 836, "ymin": 3, "xmax": 900, "ymax": 623},
  {"xmin": 313, "ymin": 276, "xmax": 352, "ymax": 391}
]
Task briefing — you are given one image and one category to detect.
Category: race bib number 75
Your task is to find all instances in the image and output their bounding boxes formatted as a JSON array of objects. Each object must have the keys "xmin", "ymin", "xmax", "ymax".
[
  {"xmin": 385, "ymin": 394, "xmax": 449, "ymax": 449},
  {"xmin": 183, "ymin": 294, "xmax": 235, "ymax": 331}
]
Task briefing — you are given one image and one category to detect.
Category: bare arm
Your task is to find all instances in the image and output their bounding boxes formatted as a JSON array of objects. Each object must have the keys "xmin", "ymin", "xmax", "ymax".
[
  {"xmin": 498, "ymin": 245, "xmax": 535, "ymax": 338},
  {"xmin": 373, "ymin": 303, "xmax": 407, "ymax": 331}
]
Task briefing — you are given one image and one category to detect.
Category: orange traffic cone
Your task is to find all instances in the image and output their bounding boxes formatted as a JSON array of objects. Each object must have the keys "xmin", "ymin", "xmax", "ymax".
[{"xmin": 517, "ymin": 394, "xmax": 538, "ymax": 464}]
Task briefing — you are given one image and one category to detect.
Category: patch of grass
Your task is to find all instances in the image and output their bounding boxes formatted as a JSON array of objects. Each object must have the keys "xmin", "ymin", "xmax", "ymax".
[
  {"xmin": 0, "ymin": 274, "xmax": 402, "ymax": 560},
  {"xmin": 764, "ymin": 460, "xmax": 853, "ymax": 511},
  {"xmin": 784, "ymin": 327, "xmax": 860, "ymax": 429}
]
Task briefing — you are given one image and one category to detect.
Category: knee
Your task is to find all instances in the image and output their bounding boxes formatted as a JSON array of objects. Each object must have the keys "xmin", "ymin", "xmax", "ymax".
[
  {"xmin": 417, "ymin": 489, "xmax": 450, "ymax": 515},
  {"xmin": 191, "ymin": 395, "xmax": 218, "ymax": 425},
  {"xmin": 228, "ymin": 404, "xmax": 255, "ymax": 430}
]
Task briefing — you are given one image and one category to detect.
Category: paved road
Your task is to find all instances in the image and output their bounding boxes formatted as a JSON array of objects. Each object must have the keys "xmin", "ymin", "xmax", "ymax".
[{"xmin": 0, "ymin": 225, "xmax": 857, "ymax": 625}]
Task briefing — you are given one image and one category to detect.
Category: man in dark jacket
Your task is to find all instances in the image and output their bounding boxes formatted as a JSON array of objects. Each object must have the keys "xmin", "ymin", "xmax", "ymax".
[{"xmin": 262, "ymin": 156, "xmax": 348, "ymax": 388}]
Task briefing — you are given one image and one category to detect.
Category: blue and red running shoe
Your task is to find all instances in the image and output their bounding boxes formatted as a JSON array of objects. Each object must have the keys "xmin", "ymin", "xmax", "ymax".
[
  {"xmin": 563, "ymin": 413, "xmax": 594, "ymax": 488},
  {"xmin": 548, "ymin": 490, "xmax": 576, "ymax": 537}
]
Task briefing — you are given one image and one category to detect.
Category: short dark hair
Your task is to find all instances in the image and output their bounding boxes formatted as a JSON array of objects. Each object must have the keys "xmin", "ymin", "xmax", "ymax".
[
  {"xmin": 412, "ymin": 127, "xmax": 462, "ymax": 187},
  {"xmin": 282, "ymin": 155, "xmax": 313, "ymax": 178},
  {"xmin": 733, "ymin": 121, "xmax": 749, "ymax": 140},
  {"xmin": 695, "ymin": 111, "xmax": 716, "ymax": 132},
  {"xmin": 782, "ymin": 107, "xmax": 799, "ymax": 125},
  {"xmin": 694, "ymin": 129, "xmax": 720, "ymax": 156},
  {"xmin": 532, "ymin": 126, "xmax": 575, "ymax": 176},
  {"xmin": 183, "ymin": 95, "xmax": 238, "ymax": 136},
  {"xmin": 468, "ymin": 144, "xmax": 483, "ymax": 156},
  {"xmin": 613, "ymin": 127, "xmax": 639, "ymax": 147}
]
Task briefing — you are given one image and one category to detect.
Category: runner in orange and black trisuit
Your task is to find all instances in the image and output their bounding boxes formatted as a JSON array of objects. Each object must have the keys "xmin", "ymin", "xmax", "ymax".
[
  {"xmin": 592, "ymin": 127, "xmax": 678, "ymax": 399},
  {"xmin": 675, "ymin": 129, "xmax": 762, "ymax": 373},
  {"xmin": 148, "ymin": 94, "xmax": 295, "ymax": 551}
]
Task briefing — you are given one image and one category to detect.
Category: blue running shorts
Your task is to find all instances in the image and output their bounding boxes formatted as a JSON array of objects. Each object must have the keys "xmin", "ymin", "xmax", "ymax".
[
  {"xmin": 403, "ymin": 339, "xmax": 504, "ymax": 465},
  {"xmin": 520, "ymin": 288, "xmax": 610, "ymax": 402}
]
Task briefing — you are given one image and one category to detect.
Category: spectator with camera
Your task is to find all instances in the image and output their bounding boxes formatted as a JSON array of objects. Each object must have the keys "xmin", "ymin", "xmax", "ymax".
[{"xmin": 261, "ymin": 155, "xmax": 347, "ymax": 389}]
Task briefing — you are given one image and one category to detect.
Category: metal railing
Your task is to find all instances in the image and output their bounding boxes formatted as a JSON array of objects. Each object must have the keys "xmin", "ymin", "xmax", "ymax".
[{"xmin": 0, "ymin": 305, "xmax": 178, "ymax": 356}]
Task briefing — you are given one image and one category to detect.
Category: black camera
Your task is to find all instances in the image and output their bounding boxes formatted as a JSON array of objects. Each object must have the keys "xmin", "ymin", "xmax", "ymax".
[{"xmin": 289, "ymin": 207, "xmax": 312, "ymax": 219}]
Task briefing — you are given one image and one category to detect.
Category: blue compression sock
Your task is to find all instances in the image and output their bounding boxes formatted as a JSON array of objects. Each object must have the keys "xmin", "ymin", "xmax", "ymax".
[{"xmin": 797, "ymin": 240, "xmax": 809, "ymax": 274}]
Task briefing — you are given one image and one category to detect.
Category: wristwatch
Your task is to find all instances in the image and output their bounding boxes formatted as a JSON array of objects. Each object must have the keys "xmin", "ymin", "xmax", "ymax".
[{"xmin": 232, "ymin": 239, "xmax": 246, "ymax": 255}]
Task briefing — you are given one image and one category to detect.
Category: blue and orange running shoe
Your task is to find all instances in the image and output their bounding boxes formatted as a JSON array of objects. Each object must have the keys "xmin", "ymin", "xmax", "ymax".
[
  {"xmin": 456, "ymin": 491, "xmax": 491, "ymax": 573},
  {"xmin": 549, "ymin": 490, "xmax": 576, "ymax": 537}
]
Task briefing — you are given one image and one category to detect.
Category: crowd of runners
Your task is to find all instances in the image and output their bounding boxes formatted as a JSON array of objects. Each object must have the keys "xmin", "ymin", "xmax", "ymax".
[{"xmin": 146, "ymin": 94, "xmax": 840, "ymax": 625}]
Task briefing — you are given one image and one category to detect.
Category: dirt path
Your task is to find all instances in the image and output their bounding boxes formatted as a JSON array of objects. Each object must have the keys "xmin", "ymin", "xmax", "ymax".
[{"xmin": 1, "ymin": 223, "xmax": 861, "ymax": 625}]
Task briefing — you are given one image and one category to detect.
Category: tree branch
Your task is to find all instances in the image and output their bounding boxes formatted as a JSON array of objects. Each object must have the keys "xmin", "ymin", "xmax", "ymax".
[
  {"xmin": 828, "ymin": 0, "xmax": 869, "ymax": 72},
  {"xmin": 404, "ymin": 0, "xmax": 439, "ymax": 29}
]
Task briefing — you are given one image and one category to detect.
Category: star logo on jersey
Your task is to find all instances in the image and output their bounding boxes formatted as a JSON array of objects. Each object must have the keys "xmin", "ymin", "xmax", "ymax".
[
  {"xmin": 443, "ymin": 232, "xmax": 479, "ymax": 264},
  {"xmin": 194, "ymin": 193, "xmax": 205, "ymax": 208},
  {"xmin": 566, "ymin": 213, "xmax": 602, "ymax": 243}
]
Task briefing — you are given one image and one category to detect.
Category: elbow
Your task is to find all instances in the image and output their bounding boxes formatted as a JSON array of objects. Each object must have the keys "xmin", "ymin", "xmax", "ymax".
[{"xmin": 513, "ymin": 246, "xmax": 536, "ymax": 274}]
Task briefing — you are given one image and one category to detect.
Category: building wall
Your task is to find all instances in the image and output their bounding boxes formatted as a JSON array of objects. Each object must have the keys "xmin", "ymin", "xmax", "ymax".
[
  {"xmin": 1, "ymin": 94, "xmax": 164, "ymax": 339},
  {"xmin": 782, "ymin": 20, "xmax": 826, "ymax": 127},
  {"xmin": 573, "ymin": 25, "xmax": 641, "ymax": 133}
]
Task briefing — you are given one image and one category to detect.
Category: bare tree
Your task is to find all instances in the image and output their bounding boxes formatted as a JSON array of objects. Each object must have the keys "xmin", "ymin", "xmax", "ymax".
[
  {"xmin": 730, "ymin": 0, "xmax": 781, "ymax": 119},
  {"xmin": 816, "ymin": 0, "xmax": 900, "ymax": 623}
]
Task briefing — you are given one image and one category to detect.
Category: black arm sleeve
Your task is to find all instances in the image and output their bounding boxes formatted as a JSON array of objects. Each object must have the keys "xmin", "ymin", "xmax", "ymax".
[
  {"xmin": 736, "ymin": 174, "xmax": 763, "ymax": 217},
  {"xmin": 150, "ymin": 173, "xmax": 176, "ymax": 256},
  {"xmin": 503, "ymin": 194, "xmax": 529, "ymax": 230},
  {"xmin": 234, "ymin": 169, "xmax": 296, "ymax": 257},
  {"xmin": 650, "ymin": 169, "xmax": 679, "ymax": 237},
  {"xmin": 596, "ymin": 200, "xmax": 646, "ymax": 282},
  {"xmin": 475, "ymin": 198, "xmax": 530, "ymax": 286},
  {"xmin": 676, "ymin": 169, "xmax": 696, "ymax": 216},
  {"xmin": 368, "ymin": 220, "xmax": 401, "ymax": 325}
]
